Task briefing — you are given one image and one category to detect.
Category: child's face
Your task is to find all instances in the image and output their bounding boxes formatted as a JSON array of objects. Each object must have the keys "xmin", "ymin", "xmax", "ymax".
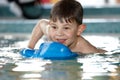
[{"xmin": 48, "ymin": 19, "xmax": 80, "ymax": 47}]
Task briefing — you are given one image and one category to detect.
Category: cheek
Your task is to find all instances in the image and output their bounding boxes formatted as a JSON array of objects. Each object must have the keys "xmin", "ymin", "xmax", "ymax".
[
  {"xmin": 48, "ymin": 30, "xmax": 55, "ymax": 38},
  {"xmin": 65, "ymin": 31, "xmax": 77, "ymax": 38}
]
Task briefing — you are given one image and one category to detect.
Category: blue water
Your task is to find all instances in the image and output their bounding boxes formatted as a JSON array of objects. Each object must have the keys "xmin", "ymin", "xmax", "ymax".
[{"xmin": 0, "ymin": 33, "xmax": 120, "ymax": 80}]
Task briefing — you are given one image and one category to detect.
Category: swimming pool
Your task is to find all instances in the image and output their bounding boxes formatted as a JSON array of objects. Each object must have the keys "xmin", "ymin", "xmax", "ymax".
[
  {"xmin": 0, "ymin": 19, "xmax": 120, "ymax": 80},
  {"xmin": 0, "ymin": 33, "xmax": 120, "ymax": 80}
]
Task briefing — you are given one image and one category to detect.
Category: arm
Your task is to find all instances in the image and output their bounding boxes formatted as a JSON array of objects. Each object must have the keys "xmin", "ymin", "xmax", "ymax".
[{"xmin": 28, "ymin": 19, "xmax": 49, "ymax": 49}]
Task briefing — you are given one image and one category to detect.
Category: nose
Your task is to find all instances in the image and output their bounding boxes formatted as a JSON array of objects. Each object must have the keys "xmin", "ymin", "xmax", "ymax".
[{"xmin": 56, "ymin": 29, "xmax": 63, "ymax": 36}]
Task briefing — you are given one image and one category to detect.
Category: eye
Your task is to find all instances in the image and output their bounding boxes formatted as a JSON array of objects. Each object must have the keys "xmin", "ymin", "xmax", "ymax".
[
  {"xmin": 51, "ymin": 26, "xmax": 57, "ymax": 29},
  {"xmin": 64, "ymin": 27, "xmax": 70, "ymax": 30}
]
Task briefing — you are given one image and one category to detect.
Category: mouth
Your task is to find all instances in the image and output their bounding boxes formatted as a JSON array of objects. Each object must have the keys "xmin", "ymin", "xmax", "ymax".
[{"xmin": 56, "ymin": 39, "xmax": 66, "ymax": 44}]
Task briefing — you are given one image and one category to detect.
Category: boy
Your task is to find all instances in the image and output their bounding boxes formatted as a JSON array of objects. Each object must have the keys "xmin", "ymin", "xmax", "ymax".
[{"xmin": 28, "ymin": 0, "xmax": 106, "ymax": 54}]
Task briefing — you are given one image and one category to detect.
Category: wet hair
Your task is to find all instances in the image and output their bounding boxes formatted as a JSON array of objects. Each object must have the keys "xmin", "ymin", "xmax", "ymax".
[{"xmin": 50, "ymin": 0, "xmax": 83, "ymax": 25}]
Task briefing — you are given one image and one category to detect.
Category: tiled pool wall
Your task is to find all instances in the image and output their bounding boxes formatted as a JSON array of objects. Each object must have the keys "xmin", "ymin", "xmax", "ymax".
[
  {"xmin": 0, "ymin": 19, "xmax": 120, "ymax": 33},
  {"xmin": 0, "ymin": 6, "xmax": 120, "ymax": 18},
  {"xmin": 0, "ymin": 6, "xmax": 120, "ymax": 33}
]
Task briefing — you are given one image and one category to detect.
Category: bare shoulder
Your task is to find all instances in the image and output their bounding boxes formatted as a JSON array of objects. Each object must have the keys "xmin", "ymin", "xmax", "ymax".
[
  {"xmin": 38, "ymin": 19, "xmax": 49, "ymax": 25},
  {"xmin": 37, "ymin": 19, "xmax": 49, "ymax": 35},
  {"xmin": 97, "ymin": 48, "xmax": 107, "ymax": 53},
  {"xmin": 76, "ymin": 36, "xmax": 107, "ymax": 54}
]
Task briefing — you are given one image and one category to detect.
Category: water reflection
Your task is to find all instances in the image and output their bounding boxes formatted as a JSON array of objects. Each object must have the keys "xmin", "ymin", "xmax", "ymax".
[
  {"xmin": 12, "ymin": 59, "xmax": 51, "ymax": 80},
  {"xmin": 77, "ymin": 53, "xmax": 120, "ymax": 80},
  {"xmin": 12, "ymin": 59, "xmax": 48, "ymax": 72},
  {"xmin": 40, "ymin": 60, "xmax": 82, "ymax": 80},
  {"xmin": 11, "ymin": 59, "xmax": 82, "ymax": 80}
]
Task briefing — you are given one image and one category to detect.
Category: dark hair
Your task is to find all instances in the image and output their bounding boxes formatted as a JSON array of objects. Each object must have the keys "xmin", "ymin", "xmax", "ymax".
[{"xmin": 50, "ymin": 0, "xmax": 83, "ymax": 25}]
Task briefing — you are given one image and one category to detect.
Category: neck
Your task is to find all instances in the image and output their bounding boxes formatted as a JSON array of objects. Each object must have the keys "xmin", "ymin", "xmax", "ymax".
[
  {"xmin": 70, "ymin": 36, "xmax": 85, "ymax": 53},
  {"xmin": 69, "ymin": 37, "xmax": 79, "ymax": 51}
]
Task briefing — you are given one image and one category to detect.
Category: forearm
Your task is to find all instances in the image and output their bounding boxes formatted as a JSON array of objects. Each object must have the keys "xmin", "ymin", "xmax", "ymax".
[{"xmin": 28, "ymin": 21, "xmax": 43, "ymax": 49}]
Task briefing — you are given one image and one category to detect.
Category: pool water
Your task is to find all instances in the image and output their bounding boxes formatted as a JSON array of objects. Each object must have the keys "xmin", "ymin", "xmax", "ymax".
[{"xmin": 0, "ymin": 33, "xmax": 120, "ymax": 80}]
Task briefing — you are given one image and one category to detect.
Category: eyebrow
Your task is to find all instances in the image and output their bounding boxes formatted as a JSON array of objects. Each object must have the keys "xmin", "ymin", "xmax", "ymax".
[{"xmin": 50, "ymin": 22, "xmax": 72, "ymax": 27}]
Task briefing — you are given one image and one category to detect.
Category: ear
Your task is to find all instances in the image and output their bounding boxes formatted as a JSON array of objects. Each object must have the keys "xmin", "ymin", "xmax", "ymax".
[{"xmin": 77, "ymin": 24, "xmax": 86, "ymax": 36}]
